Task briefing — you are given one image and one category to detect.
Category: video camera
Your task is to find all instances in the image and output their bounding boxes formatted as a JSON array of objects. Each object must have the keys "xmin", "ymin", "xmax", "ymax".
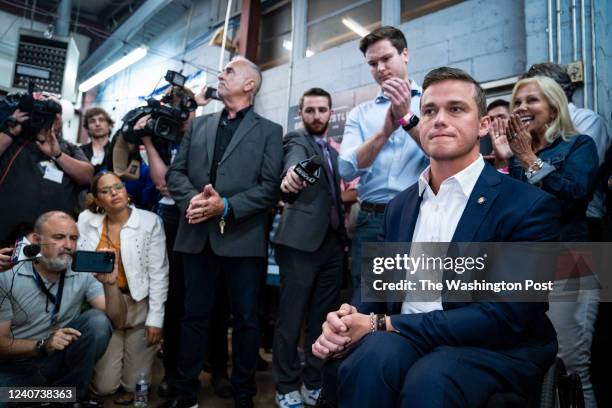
[
  {"xmin": 0, "ymin": 83, "xmax": 62, "ymax": 138},
  {"xmin": 120, "ymin": 70, "xmax": 196, "ymax": 144}
]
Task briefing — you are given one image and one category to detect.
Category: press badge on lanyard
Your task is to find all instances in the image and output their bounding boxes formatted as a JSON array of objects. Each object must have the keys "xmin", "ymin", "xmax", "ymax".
[{"xmin": 31, "ymin": 267, "xmax": 66, "ymax": 329}]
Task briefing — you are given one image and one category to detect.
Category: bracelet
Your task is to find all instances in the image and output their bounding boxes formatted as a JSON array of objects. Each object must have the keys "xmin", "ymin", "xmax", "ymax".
[
  {"xmin": 51, "ymin": 151, "xmax": 63, "ymax": 161},
  {"xmin": 1, "ymin": 129, "xmax": 16, "ymax": 140},
  {"xmin": 399, "ymin": 112, "xmax": 420, "ymax": 131},
  {"xmin": 398, "ymin": 112, "xmax": 411, "ymax": 126},
  {"xmin": 526, "ymin": 158, "xmax": 544, "ymax": 178},
  {"xmin": 222, "ymin": 197, "xmax": 229, "ymax": 218},
  {"xmin": 376, "ymin": 314, "xmax": 387, "ymax": 331},
  {"xmin": 369, "ymin": 312, "xmax": 376, "ymax": 333}
]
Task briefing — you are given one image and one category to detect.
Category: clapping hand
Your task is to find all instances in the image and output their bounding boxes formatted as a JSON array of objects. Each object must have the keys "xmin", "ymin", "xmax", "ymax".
[{"xmin": 489, "ymin": 117, "xmax": 514, "ymax": 160}]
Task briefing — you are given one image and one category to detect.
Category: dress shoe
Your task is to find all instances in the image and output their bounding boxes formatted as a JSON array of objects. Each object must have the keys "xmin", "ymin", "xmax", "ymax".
[
  {"xmin": 211, "ymin": 374, "xmax": 234, "ymax": 398},
  {"xmin": 234, "ymin": 395, "xmax": 254, "ymax": 408},
  {"xmin": 157, "ymin": 378, "xmax": 177, "ymax": 399}
]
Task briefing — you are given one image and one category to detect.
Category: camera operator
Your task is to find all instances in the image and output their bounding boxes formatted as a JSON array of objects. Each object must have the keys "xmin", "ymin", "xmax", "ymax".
[
  {"xmin": 0, "ymin": 96, "xmax": 94, "ymax": 244},
  {"xmin": 0, "ymin": 211, "xmax": 126, "ymax": 406}
]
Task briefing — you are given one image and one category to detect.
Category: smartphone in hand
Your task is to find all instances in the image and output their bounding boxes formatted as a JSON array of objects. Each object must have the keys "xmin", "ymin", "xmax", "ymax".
[{"xmin": 71, "ymin": 250, "xmax": 115, "ymax": 273}]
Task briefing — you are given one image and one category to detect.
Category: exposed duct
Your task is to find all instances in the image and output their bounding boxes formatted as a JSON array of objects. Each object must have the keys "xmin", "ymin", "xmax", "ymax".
[
  {"xmin": 78, "ymin": 0, "xmax": 172, "ymax": 81},
  {"xmin": 56, "ymin": 0, "xmax": 71, "ymax": 37}
]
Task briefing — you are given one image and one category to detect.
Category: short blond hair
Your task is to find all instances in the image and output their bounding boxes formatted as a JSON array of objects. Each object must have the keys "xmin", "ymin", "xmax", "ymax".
[{"xmin": 511, "ymin": 76, "xmax": 578, "ymax": 143}]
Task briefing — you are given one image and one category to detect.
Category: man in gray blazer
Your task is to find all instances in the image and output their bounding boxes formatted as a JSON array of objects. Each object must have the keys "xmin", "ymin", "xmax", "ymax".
[
  {"xmin": 164, "ymin": 56, "xmax": 283, "ymax": 408},
  {"xmin": 272, "ymin": 88, "xmax": 345, "ymax": 408}
]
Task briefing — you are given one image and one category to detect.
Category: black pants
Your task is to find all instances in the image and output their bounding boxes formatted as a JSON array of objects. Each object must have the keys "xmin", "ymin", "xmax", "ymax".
[
  {"xmin": 0, "ymin": 309, "xmax": 112, "ymax": 403},
  {"xmin": 272, "ymin": 229, "xmax": 343, "ymax": 394},
  {"xmin": 158, "ymin": 204, "xmax": 184, "ymax": 381},
  {"xmin": 588, "ymin": 217, "xmax": 612, "ymax": 408},
  {"xmin": 175, "ymin": 245, "xmax": 264, "ymax": 401},
  {"xmin": 158, "ymin": 204, "xmax": 230, "ymax": 382}
]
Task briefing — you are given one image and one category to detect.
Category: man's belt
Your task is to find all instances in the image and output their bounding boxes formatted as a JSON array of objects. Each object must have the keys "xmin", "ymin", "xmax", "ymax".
[{"xmin": 360, "ymin": 201, "xmax": 387, "ymax": 213}]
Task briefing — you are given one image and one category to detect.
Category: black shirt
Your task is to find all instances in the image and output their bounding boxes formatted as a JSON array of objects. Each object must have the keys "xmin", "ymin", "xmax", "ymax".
[
  {"xmin": 81, "ymin": 139, "xmax": 113, "ymax": 174},
  {"xmin": 0, "ymin": 137, "xmax": 90, "ymax": 244},
  {"xmin": 210, "ymin": 106, "xmax": 252, "ymax": 187}
]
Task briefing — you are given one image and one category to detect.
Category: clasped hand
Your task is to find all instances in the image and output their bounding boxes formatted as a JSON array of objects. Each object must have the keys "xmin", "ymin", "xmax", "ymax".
[
  {"xmin": 186, "ymin": 184, "xmax": 224, "ymax": 224},
  {"xmin": 312, "ymin": 303, "xmax": 372, "ymax": 360},
  {"xmin": 381, "ymin": 78, "xmax": 412, "ymax": 137}
]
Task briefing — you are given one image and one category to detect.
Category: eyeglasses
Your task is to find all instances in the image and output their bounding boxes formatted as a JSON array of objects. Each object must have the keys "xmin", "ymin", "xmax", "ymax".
[{"xmin": 98, "ymin": 183, "xmax": 125, "ymax": 195}]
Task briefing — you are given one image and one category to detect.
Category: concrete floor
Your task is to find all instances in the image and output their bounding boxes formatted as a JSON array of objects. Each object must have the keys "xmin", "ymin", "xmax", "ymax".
[{"xmin": 102, "ymin": 349, "xmax": 277, "ymax": 408}]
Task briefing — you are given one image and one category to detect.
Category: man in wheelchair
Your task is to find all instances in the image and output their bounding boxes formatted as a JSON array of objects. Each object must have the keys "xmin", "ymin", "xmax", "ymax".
[{"xmin": 312, "ymin": 68, "xmax": 560, "ymax": 408}]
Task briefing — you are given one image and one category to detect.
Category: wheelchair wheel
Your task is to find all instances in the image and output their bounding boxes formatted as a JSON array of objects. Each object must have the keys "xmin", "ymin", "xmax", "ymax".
[{"xmin": 540, "ymin": 358, "xmax": 565, "ymax": 408}]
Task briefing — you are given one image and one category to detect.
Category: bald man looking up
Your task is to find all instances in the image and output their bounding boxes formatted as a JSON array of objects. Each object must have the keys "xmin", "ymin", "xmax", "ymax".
[{"xmin": 165, "ymin": 56, "xmax": 283, "ymax": 408}]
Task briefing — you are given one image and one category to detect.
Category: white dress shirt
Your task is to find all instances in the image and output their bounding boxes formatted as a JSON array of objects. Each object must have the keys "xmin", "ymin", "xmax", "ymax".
[
  {"xmin": 401, "ymin": 155, "xmax": 485, "ymax": 314},
  {"xmin": 338, "ymin": 80, "xmax": 428, "ymax": 203}
]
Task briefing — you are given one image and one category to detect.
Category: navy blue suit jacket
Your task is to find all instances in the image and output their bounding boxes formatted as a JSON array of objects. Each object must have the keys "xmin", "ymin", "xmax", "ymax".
[{"xmin": 358, "ymin": 163, "xmax": 561, "ymax": 370}]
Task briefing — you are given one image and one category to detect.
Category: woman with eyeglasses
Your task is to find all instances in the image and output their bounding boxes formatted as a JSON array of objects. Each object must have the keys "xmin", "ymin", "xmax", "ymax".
[
  {"xmin": 491, "ymin": 76, "xmax": 599, "ymax": 407},
  {"xmin": 77, "ymin": 171, "xmax": 169, "ymax": 404}
]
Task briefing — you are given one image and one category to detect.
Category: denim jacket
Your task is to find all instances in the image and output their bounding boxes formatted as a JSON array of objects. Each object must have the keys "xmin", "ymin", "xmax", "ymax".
[{"xmin": 509, "ymin": 134, "xmax": 598, "ymax": 241}]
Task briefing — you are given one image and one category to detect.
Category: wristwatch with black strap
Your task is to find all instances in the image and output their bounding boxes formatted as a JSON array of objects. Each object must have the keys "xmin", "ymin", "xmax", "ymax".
[
  {"xmin": 34, "ymin": 333, "xmax": 50, "ymax": 356},
  {"xmin": 399, "ymin": 112, "xmax": 420, "ymax": 132}
]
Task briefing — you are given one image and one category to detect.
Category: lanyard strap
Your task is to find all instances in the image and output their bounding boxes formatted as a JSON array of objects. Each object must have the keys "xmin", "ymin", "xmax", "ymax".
[{"xmin": 31, "ymin": 265, "xmax": 65, "ymax": 324}]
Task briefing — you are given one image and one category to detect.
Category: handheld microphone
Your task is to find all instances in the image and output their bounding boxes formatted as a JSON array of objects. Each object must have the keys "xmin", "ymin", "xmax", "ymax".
[
  {"xmin": 23, "ymin": 244, "xmax": 41, "ymax": 258},
  {"xmin": 11, "ymin": 237, "xmax": 43, "ymax": 264},
  {"xmin": 285, "ymin": 155, "xmax": 323, "ymax": 204}
]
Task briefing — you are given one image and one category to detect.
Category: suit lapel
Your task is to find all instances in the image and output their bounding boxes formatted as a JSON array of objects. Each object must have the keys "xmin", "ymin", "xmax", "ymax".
[
  {"xmin": 399, "ymin": 187, "xmax": 423, "ymax": 242},
  {"xmin": 329, "ymin": 146, "xmax": 341, "ymax": 188},
  {"xmin": 206, "ymin": 111, "xmax": 222, "ymax": 166},
  {"xmin": 451, "ymin": 164, "xmax": 501, "ymax": 242},
  {"xmin": 219, "ymin": 109, "xmax": 259, "ymax": 164}
]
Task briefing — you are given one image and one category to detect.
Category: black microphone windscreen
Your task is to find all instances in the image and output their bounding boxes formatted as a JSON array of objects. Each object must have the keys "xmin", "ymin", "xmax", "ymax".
[
  {"xmin": 305, "ymin": 155, "xmax": 323, "ymax": 172},
  {"xmin": 23, "ymin": 244, "xmax": 41, "ymax": 257}
]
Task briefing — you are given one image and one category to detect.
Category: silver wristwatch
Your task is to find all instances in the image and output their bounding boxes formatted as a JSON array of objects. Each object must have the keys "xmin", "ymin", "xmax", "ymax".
[{"xmin": 526, "ymin": 158, "xmax": 544, "ymax": 178}]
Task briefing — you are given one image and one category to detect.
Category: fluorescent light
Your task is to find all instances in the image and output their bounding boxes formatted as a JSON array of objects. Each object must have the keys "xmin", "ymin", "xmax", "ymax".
[
  {"xmin": 283, "ymin": 40, "xmax": 315, "ymax": 58},
  {"xmin": 342, "ymin": 17, "xmax": 370, "ymax": 37},
  {"xmin": 79, "ymin": 47, "xmax": 148, "ymax": 92}
]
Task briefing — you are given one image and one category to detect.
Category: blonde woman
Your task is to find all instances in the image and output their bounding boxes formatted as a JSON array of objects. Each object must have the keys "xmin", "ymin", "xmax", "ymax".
[
  {"xmin": 491, "ymin": 76, "xmax": 599, "ymax": 407},
  {"xmin": 77, "ymin": 171, "xmax": 169, "ymax": 404}
]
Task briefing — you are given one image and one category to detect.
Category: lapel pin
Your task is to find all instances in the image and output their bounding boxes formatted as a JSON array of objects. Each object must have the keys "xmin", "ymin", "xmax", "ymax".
[{"xmin": 477, "ymin": 196, "xmax": 486, "ymax": 205}]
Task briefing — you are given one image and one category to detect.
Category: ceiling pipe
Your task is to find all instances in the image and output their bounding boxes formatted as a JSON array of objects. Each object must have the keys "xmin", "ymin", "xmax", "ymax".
[
  {"xmin": 56, "ymin": 0, "xmax": 71, "ymax": 37},
  {"xmin": 78, "ymin": 0, "xmax": 171, "ymax": 81}
]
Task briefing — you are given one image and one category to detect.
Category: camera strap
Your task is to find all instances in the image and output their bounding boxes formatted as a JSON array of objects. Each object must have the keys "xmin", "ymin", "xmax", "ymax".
[
  {"xmin": 0, "ymin": 140, "xmax": 30, "ymax": 187},
  {"xmin": 31, "ymin": 264, "xmax": 65, "ymax": 326}
]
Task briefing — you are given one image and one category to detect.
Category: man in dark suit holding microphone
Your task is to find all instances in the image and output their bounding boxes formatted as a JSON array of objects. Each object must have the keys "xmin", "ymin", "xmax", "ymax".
[
  {"xmin": 272, "ymin": 88, "xmax": 345, "ymax": 408},
  {"xmin": 165, "ymin": 56, "xmax": 283, "ymax": 408}
]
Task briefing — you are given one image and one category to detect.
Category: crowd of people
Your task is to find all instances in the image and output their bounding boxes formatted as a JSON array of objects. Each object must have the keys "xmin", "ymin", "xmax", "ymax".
[{"xmin": 0, "ymin": 25, "xmax": 610, "ymax": 408}]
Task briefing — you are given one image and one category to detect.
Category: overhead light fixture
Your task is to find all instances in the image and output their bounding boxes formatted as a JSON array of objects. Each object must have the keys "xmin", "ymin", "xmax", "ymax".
[
  {"xmin": 78, "ymin": 47, "xmax": 148, "ymax": 93},
  {"xmin": 282, "ymin": 40, "xmax": 315, "ymax": 58},
  {"xmin": 342, "ymin": 17, "xmax": 370, "ymax": 37}
]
